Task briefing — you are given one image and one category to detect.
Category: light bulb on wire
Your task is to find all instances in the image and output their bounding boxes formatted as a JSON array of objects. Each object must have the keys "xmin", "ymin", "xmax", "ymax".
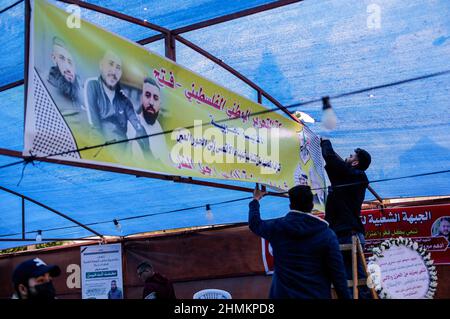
[
  {"xmin": 321, "ymin": 96, "xmax": 337, "ymax": 130},
  {"xmin": 35, "ymin": 230, "xmax": 42, "ymax": 242},
  {"xmin": 113, "ymin": 219, "xmax": 122, "ymax": 232},
  {"xmin": 205, "ymin": 204, "xmax": 213, "ymax": 221}
]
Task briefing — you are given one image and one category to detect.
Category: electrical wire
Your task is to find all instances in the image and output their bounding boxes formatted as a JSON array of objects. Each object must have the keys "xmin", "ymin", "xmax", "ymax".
[
  {"xmin": 37, "ymin": 69, "xmax": 450, "ymax": 160},
  {"xmin": 2, "ymin": 69, "xmax": 449, "ymax": 165},
  {"xmin": 0, "ymin": 70, "xmax": 449, "ymax": 239},
  {"xmin": 0, "ymin": 0, "xmax": 23, "ymax": 14},
  {"xmin": 0, "ymin": 168, "xmax": 449, "ymax": 238}
]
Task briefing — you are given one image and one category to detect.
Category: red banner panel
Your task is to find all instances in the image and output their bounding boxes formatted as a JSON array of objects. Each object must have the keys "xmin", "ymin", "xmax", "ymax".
[{"xmin": 363, "ymin": 204, "xmax": 450, "ymax": 265}]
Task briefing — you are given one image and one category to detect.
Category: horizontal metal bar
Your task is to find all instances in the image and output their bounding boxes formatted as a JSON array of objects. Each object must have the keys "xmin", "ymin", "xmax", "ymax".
[
  {"xmin": 0, "ymin": 180, "xmax": 103, "ymax": 238},
  {"xmin": 0, "ymin": 79, "xmax": 24, "ymax": 93},
  {"xmin": 0, "ymin": 0, "xmax": 24, "ymax": 14},
  {"xmin": 137, "ymin": 34, "xmax": 166, "ymax": 46},
  {"xmin": 174, "ymin": 35, "xmax": 299, "ymax": 123},
  {"xmin": 0, "ymin": 238, "xmax": 101, "ymax": 242},
  {"xmin": 0, "ymin": 148, "xmax": 287, "ymax": 197},
  {"xmin": 57, "ymin": 0, "xmax": 170, "ymax": 34},
  {"xmin": 339, "ymin": 244, "xmax": 353, "ymax": 251},
  {"xmin": 171, "ymin": 0, "xmax": 303, "ymax": 35}
]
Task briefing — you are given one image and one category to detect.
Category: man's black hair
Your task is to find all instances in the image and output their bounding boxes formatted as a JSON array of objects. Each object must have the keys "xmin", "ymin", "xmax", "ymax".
[
  {"xmin": 354, "ymin": 148, "xmax": 371, "ymax": 171},
  {"xmin": 137, "ymin": 261, "xmax": 153, "ymax": 271},
  {"xmin": 288, "ymin": 185, "xmax": 314, "ymax": 212}
]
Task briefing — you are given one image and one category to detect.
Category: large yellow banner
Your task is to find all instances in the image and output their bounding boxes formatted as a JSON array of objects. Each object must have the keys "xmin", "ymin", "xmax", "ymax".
[{"xmin": 24, "ymin": 0, "xmax": 326, "ymax": 211}]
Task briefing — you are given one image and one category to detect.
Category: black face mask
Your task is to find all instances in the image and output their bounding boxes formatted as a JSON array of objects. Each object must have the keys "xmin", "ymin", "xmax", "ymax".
[{"xmin": 28, "ymin": 281, "xmax": 56, "ymax": 300}]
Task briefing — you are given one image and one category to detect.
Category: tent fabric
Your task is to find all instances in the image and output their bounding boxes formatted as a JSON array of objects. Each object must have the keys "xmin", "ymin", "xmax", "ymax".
[{"xmin": 0, "ymin": 0, "xmax": 449, "ymax": 249}]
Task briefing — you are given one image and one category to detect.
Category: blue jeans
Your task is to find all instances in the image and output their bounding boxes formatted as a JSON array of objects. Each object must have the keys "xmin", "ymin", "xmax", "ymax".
[{"xmin": 338, "ymin": 232, "xmax": 372, "ymax": 299}]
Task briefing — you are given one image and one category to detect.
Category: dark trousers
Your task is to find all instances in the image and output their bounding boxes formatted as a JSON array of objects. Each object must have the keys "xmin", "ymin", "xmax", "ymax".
[{"xmin": 337, "ymin": 232, "xmax": 372, "ymax": 299}]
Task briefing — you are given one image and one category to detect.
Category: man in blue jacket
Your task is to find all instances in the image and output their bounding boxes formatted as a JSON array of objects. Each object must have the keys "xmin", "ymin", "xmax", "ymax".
[{"xmin": 249, "ymin": 184, "xmax": 350, "ymax": 299}]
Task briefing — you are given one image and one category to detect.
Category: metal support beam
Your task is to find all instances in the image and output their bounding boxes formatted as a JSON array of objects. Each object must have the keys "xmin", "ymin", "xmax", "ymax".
[
  {"xmin": 0, "ymin": 184, "xmax": 103, "ymax": 238},
  {"xmin": 165, "ymin": 32, "xmax": 176, "ymax": 61},
  {"xmin": 21, "ymin": 197, "xmax": 25, "ymax": 240},
  {"xmin": 171, "ymin": 0, "xmax": 303, "ymax": 35},
  {"xmin": 0, "ymin": 79, "xmax": 24, "ymax": 93},
  {"xmin": 0, "ymin": 148, "xmax": 287, "ymax": 198},
  {"xmin": 24, "ymin": 0, "xmax": 30, "ymax": 128},
  {"xmin": 174, "ymin": 35, "xmax": 299, "ymax": 123},
  {"xmin": 138, "ymin": 34, "xmax": 165, "ymax": 46},
  {"xmin": 2, "ymin": 0, "xmax": 303, "ymax": 96},
  {"xmin": 368, "ymin": 185, "xmax": 383, "ymax": 205},
  {"xmin": 57, "ymin": 0, "xmax": 170, "ymax": 34},
  {"xmin": 0, "ymin": 238, "xmax": 101, "ymax": 242}
]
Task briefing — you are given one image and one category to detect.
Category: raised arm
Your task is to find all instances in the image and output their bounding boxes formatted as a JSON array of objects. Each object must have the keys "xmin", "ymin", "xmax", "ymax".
[
  {"xmin": 321, "ymin": 139, "xmax": 354, "ymax": 179},
  {"xmin": 248, "ymin": 187, "xmax": 276, "ymax": 240}
]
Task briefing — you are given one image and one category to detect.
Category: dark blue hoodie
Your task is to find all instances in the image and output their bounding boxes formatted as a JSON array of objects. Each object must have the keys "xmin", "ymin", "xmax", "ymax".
[{"xmin": 249, "ymin": 199, "xmax": 350, "ymax": 299}]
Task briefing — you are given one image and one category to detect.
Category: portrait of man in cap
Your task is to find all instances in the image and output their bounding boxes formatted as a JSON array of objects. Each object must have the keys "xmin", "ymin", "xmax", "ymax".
[{"xmin": 12, "ymin": 257, "xmax": 61, "ymax": 299}]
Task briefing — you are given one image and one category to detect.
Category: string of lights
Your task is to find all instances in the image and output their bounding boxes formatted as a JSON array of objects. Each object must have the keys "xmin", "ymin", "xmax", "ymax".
[
  {"xmin": 0, "ymin": 70, "xmax": 449, "ymax": 240},
  {"xmin": 5, "ymin": 69, "xmax": 444, "ymax": 162},
  {"xmin": 0, "ymin": 168, "xmax": 449, "ymax": 239}
]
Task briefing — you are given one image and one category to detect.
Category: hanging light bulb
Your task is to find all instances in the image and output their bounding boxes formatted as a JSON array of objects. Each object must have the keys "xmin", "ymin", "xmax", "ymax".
[
  {"xmin": 294, "ymin": 111, "xmax": 315, "ymax": 123},
  {"xmin": 205, "ymin": 204, "xmax": 213, "ymax": 221},
  {"xmin": 35, "ymin": 230, "xmax": 42, "ymax": 242},
  {"xmin": 321, "ymin": 96, "xmax": 337, "ymax": 130},
  {"xmin": 113, "ymin": 219, "xmax": 122, "ymax": 232}
]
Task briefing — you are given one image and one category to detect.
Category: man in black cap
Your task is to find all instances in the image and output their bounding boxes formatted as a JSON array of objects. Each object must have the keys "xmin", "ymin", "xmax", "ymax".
[
  {"xmin": 12, "ymin": 257, "xmax": 61, "ymax": 299},
  {"xmin": 320, "ymin": 138, "xmax": 372, "ymax": 298},
  {"xmin": 249, "ymin": 184, "xmax": 350, "ymax": 299}
]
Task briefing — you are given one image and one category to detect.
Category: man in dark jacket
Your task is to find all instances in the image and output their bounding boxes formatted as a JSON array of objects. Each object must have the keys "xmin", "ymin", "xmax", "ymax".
[
  {"xmin": 85, "ymin": 50, "xmax": 149, "ymax": 159},
  {"xmin": 320, "ymin": 138, "xmax": 371, "ymax": 298},
  {"xmin": 249, "ymin": 185, "xmax": 350, "ymax": 299},
  {"xmin": 137, "ymin": 261, "xmax": 176, "ymax": 299}
]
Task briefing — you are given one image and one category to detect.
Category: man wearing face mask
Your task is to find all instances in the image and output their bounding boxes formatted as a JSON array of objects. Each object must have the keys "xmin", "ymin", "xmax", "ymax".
[
  {"xmin": 320, "ymin": 138, "xmax": 372, "ymax": 298},
  {"xmin": 11, "ymin": 258, "xmax": 61, "ymax": 299}
]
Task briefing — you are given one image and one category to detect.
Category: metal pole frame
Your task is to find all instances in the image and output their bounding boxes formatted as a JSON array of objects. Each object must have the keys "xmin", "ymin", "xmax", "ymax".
[
  {"xmin": 0, "ymin": 148, "xmax": 287, "ymax": 198},
  {"xmin": 0, "ymin": 238, "xmax": 102, "ymax": 242},
  {"xmin": 0, "ymin": 185, "xmax": 103, "ymax": 238},
  {"xmin": 3, "ymin": 0, "xmax": 383, "ymax": 202}
]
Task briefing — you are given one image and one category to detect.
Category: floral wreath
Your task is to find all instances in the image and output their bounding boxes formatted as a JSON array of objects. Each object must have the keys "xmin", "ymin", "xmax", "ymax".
[{"xmin": 368, "ymin": 237, "xmax": 438, "ymax": 299}]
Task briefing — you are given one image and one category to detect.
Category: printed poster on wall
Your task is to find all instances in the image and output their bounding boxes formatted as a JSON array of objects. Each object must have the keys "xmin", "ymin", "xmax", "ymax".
[
  {"xmin": 261, "ymin": 205, "xmax": 450, "ymax": 274},
  {"xmin": 80, "ymin": 243, "xmax": 124, "ymax": 299},
  {"xmin": 363, "ymin": 204, "xmax": 450, "ymax": 265},
  {"xmin": 24, "ymin": 0, "xmax": 326, "ymax": 212}
]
